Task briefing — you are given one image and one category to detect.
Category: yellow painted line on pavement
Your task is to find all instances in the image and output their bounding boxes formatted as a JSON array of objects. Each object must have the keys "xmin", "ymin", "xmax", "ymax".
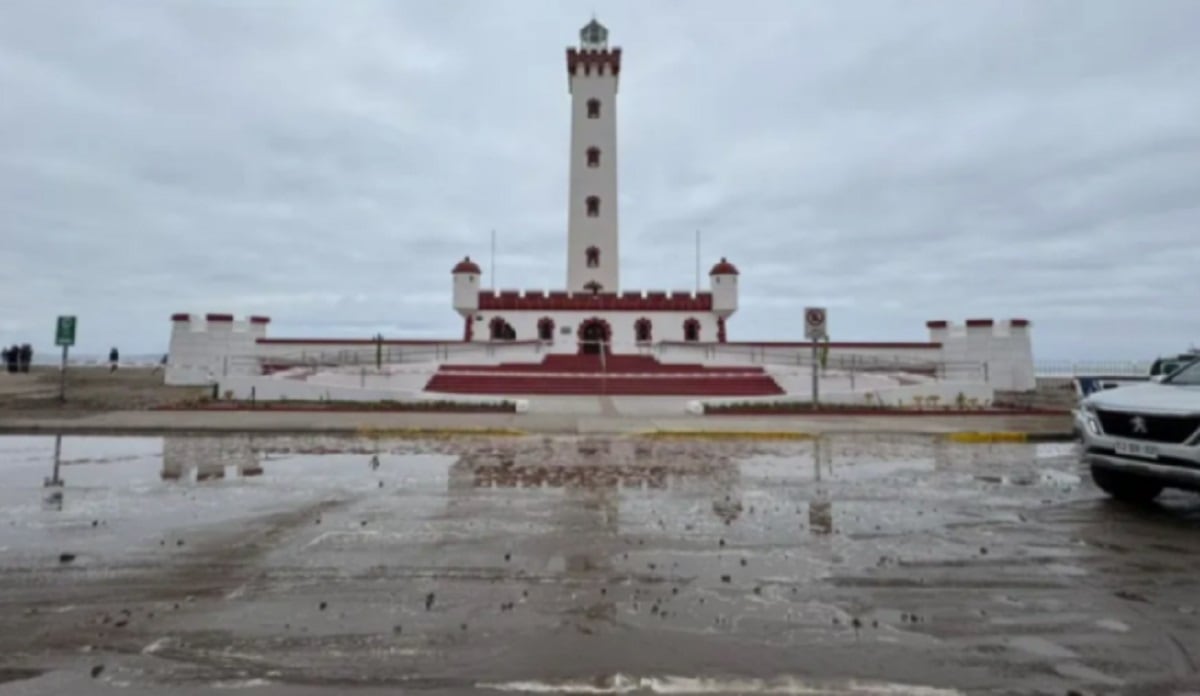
[
  {"xmin": 944, "ymin": 431, "xmax": 1029, "ymax": 443},
  {"xmin": 641, "ymin": 430, "xmax": 816, "ymax": 441},
  {"xmin": 356, "ymin": 427, "xmax": 526, "ymax": 439}
]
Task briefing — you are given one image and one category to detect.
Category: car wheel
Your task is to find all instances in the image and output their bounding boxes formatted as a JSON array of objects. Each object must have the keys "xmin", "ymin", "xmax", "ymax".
[{"xmin": 1090, "ymin": 465, "xmax": 1163, "ymax": 503}]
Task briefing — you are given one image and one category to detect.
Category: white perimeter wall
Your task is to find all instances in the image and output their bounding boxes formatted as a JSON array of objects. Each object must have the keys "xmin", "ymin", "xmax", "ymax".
[{"xmin": 166, "ymin": 317, "xmax": 264, "ymax": 386}]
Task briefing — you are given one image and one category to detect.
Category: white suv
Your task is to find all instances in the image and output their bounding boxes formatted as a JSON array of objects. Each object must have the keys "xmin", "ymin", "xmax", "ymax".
[{"xmin": 1077, "ymin": 358, "xmax": 1200, "ymax": 502}]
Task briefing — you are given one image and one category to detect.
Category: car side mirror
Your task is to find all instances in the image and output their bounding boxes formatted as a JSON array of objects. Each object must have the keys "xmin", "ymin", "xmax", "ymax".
[{"xmin": 1150, "ymin": 374, "xmax": 1166, "ymax": 383}]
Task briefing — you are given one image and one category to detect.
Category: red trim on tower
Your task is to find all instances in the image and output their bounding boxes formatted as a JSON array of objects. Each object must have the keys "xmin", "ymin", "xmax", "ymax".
[
  {"xmin": 1010, "ymin": 318, "xmax": 1030, "ymax": 327},
  {"xmin": 709, "ymin": 258, "xmax": 739, "ymax": 276},
  {"xmin": 965, "ymin": 319, "xmax": 994, "ymax": 327},
  {"xmin": 717, "ymin": 318, "xmax": 727, "ymax": 343},
  {"xmin": 249, "ymin": 316, "xmax": 270, "ymax": 324},
  {"xmin": 925, "ymin": 320, "xmax": 948, "ymax": 329},
  {"xmin": 171, "ymin": 313, "xmax": 190, "ymax": 322},
  {"xmin": 206, "ymin": 313, "xmax": 234, "ymax": 322},
  {"xmin": 463, "ymin": 316, "xmax": 473, "ymax": 341},
  {"xmin": 452, "ymin": 256, "xmax": 482, "ymax": 274},
  {"xmin": 566, "ymin": 48, "xmax": 622, "ymax": 77},
  {"xmin": 478, "ymin": 292, "xmax": 713, "ymax": 312}
]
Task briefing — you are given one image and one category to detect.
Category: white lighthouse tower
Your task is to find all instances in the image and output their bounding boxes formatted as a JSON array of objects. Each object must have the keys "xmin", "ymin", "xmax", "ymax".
[{"xmin": 566, "ymin": 18, "xmax": 621, "ymax": 293}]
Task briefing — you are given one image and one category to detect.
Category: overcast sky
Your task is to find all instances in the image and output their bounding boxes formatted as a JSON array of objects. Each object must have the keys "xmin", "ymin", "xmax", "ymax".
[{"xmin": 1, "ymin": 1, "xmax": 1198, "ymax": 360}]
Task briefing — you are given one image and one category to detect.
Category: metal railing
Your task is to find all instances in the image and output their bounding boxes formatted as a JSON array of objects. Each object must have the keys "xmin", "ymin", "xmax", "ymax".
[
  {"xmin": 655, "ymin": 342, "xmax": 987, "ymax": 382},
  {"xmin": 1034, "ymin": 360, "xmax": 1152, "ymax": 377}
]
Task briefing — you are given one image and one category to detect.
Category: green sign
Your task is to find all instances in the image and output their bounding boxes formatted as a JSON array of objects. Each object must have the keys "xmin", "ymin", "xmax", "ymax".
[{"xmin": 55, "ymin": 315, "xmax": 76, "ymax": 347}]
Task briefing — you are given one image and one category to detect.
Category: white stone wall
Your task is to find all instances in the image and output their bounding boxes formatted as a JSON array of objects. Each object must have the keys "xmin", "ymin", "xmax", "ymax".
[
  {"xmin": 567, "ymin": 55, "xmax": 620, "ymax": 291},
  {"xmin": 453, "ymin": 272, "xmax": 481, "ymax": 316},
  {"xmin": 254, "ymin": 340, "xmax": 543, "ymax": 366},
  {"xmin": 166, "ymin": 315, "xmax": 266, "ymax": 386},
  {"xmin": 656, "ymin": 342, "xmax": 942, "ymax": 368},
  {"xmin": 929, "ymin": 319, "xmax": 1036, "ymax": 391},
  {"xmin": 710, "ymin": 273, "xmax": 737, "ymax": 318},
  {"xmin": 469, "ymin": 311, "xmax": 719, "ymax": 352}
]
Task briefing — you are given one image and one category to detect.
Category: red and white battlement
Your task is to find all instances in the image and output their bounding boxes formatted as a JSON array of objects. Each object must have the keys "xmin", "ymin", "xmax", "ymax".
[
  {"xmin": 926, "ymin": 318, "xmax": 1034, "ymax": 391},
  {"xmin": 166, "ymin": 313, "xmax": 271, "ymax": 386}
]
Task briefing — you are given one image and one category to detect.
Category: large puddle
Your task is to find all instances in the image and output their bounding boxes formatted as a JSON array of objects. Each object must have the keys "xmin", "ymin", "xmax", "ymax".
[{"xmin": 1, "ymin": 434, "xmax": 1199, "ymax": 694}]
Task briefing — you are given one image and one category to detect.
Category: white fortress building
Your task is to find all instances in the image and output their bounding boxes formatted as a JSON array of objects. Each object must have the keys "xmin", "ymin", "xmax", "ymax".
[{"xmin": 165, "ymin": 20, "xmax": 1036, "ymax": 406}]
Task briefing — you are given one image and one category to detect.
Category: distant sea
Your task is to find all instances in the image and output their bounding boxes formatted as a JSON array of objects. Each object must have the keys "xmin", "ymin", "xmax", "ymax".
[{"xmin": 28, "ymin": 353, "xmax": 165, "ymax": 367}]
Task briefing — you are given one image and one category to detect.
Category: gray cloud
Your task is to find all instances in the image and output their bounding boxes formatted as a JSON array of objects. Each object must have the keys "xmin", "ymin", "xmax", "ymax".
[{"xmin": 1, "ymin": 0, "xmax": 1198, "ymax": 360}]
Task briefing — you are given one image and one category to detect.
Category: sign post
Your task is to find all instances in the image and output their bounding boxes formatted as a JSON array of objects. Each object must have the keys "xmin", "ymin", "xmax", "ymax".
[
  {"xmin": 55, "ymin": 316, "xmax": 76, "ymax": 403},
  {"xmin": 804, "ymin": 307, "xmax": 827, "ymax": 409}
]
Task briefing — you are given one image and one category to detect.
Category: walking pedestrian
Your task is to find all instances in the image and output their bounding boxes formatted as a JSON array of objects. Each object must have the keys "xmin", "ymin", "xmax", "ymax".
[
  {"xmin": 19, "ymin": 344, "xmax": 32, "ymax": 373},
  {"xmin": 108, "ymin": 347, "xmax": 120, "ymax": 372},
  {"xmin": 5, "ymin": 345, "xmax": 18, "ymax": 374}
]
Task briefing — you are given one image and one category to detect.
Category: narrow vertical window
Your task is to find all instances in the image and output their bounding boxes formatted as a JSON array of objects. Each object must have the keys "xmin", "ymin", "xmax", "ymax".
[
  {"xmin": 586, "ymin": 147, "xmax": 600, "ymax": 168},
  {"xmin": 586, "ymin": 196, "xmax": 600, "ymax": 217},
  {"xmin": 587, "ymin": 99, "xmax": 600, "ymax": 118},
  {"xmin": 586, "ymin": 246, "xmax": 600, "ymax": 268}
]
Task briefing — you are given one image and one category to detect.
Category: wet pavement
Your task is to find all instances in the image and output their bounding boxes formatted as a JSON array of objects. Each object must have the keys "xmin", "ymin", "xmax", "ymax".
[{"xmin": 1, "ymin": 434, "xmax": 1198, "ymax": 695}]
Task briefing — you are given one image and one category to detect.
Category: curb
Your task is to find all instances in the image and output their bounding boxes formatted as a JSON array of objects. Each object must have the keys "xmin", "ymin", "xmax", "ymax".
[
  {"xmin": 944, "ymin": 431, "xmax": 1078, "ymax": 443},
  {"xmin": 355, "ymin": 427, "xmax": 526, "ymax": 439},
  {"xmin": 640, "ymin": 430, "xmax": 816, "ymax": 441}
]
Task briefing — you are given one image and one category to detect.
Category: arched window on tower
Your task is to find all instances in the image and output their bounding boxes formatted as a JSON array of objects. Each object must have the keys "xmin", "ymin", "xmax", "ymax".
[
  {"xmin": 537, "ymin": 317, "xmax": 555, "ymax": 342},
  {"xmin": 585, "ymin": 246, "xmax": 600, "ymax": 268},
  {"xmin": 587, "ymin": 99, "xmax": 600, "ymax": 119},
  {"xmin": 586, "ymin": 196, "xmax": 600, "ymax": 217},
  {"xmin": 683, "ymin": 318, "xmax": 701, "ymax": 342},
  {"xmin": 586, "ymin": 147, "xmax": 600, "ymax": 168},
  {"xmin": 489, "ymin": 317, "xmax": 516, "ymax": 341},
  {"xmin": 635, "ymin": 317, "xmax": 652, "ymax": 343}
]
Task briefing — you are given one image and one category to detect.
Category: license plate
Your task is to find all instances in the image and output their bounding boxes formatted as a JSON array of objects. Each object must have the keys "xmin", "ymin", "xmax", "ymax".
[{"xmin": 1115, "ymin": 440, "xmax": 1159, "ymax": 459}]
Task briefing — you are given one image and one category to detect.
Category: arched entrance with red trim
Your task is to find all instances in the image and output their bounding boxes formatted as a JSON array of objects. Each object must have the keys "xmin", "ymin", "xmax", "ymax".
[
  {"xmin": 489, "ymin": 317, "xmax": 516, "ymax": 341},
  {"xmin": 576, "ymin": 317, "xmax": 611, "ymax": 354}
]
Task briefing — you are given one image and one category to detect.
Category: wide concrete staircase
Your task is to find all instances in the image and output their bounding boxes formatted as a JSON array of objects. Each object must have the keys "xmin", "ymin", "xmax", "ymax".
[{"xmin": 424, "ymin": 354, "xmax": 784, "ymax": 397}]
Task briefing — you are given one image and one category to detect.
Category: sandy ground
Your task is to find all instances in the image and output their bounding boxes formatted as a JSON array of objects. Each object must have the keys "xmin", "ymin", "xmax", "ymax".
[
  {"xmin": 1, "ymin": 433, "xmax": 1198, "ymax": 694},
  {"xmin": 0, "ymin": 367, "xmax": 206, "ymax": 416}
]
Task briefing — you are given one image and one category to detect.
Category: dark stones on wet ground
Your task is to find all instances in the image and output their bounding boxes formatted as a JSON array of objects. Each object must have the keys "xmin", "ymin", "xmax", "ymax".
[
  {"xmin": 425, "ymin": 593, "xmax": 435, "ymax": 610},
  {"xmin": 319, "ymin": 601, "xmax": 327, "ymax": 611},
  {"xmin": 90, "ymin": 665, "xmax": 104, "ymax": 678},
  {"xmin": 58, "ymin": 553, "xmax": 76, "ymax": 563}
]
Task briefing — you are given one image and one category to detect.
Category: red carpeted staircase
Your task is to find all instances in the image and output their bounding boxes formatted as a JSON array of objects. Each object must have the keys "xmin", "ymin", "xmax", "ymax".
[{"xmin": 424, "ymin": 354, "xmax": 784, "ymax": 396}]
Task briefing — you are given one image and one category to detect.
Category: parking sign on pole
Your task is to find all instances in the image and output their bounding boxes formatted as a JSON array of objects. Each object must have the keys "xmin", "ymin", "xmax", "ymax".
[{"xmin": 804, "ymin": 308, "xmax": 827, "ymax": 407}]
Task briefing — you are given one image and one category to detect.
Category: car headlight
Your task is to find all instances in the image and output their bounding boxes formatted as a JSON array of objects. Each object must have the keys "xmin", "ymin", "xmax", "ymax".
[{"xmin": 1079, "ymin": 401, "xmax": 1102, "ymax": 435}]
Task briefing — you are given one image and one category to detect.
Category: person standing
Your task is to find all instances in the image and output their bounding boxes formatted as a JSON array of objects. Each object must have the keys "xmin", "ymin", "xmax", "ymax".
[
  {"xmin": 109, "ymin": 347, "xmax": 120, "ymax": 372},
  {"xmin": 19, "ymin": 344, "xmax": 32, "ymax": 373}
]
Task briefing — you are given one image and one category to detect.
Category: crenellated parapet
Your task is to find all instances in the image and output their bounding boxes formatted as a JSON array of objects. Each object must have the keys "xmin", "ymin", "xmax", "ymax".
[{"xmin": 926, "ymin": 318, "xmax": 1034, "ymax": 391}]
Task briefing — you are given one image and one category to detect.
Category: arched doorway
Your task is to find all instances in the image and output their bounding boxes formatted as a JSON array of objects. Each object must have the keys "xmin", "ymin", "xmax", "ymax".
[
  {"xmin": 489, "ymin": 317, "xmax": 516, "ymax": 341},
  {"xmin": 537, "ymin": 317, "xmax": 555, "ymax": 342},
  {"xmin": 683, "ymin": 318, "xmax": 701, "ymax": 342},
  {"xmin": 634, "ymin": 317, "xmax": 652, "ymax": 343},
  {"xmin": 577, "ymin": 317, "xmax": 611, "ymax": 355}
]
